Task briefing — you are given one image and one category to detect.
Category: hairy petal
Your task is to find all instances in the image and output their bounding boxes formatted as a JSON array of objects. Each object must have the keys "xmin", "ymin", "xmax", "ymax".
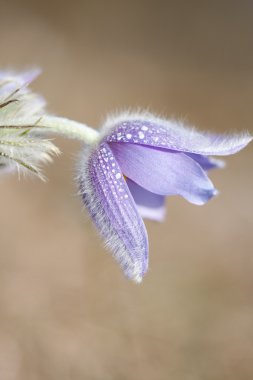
[
  {"xmin": 110, "ymin": 143, "xmax": 217, "ymax": 205},
  {"xmin": 78, "ymin": 142, "xmax": 149, "ymax": 282},
  {"xmin": 104, "ymin": 113, "xmax": 252, "ymax": 156},
  {"xmin": 126, "ymin": 178, "xmax": 166, "ymax": 221}
]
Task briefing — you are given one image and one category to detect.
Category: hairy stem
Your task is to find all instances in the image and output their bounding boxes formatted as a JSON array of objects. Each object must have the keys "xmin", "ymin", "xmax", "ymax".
[{"xmin": 0, "ymin": 115, "xmax": 100, "ymax": 144}]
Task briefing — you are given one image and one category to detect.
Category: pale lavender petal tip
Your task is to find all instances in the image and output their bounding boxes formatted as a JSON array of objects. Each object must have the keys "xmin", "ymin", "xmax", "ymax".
[
  {"xmin": 20, "ymin": 68, "xmax": 42, "ymax": 84},
  {"xmin": 0, "ymin": 68, "xmax": 42, "ymax": 105},
  {"xmin": 0, "ymin": 68, "xmax": 41, "ymax": 85}
]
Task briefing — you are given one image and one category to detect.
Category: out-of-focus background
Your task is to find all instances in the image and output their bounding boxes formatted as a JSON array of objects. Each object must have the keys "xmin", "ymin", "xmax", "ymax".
[{"xmin": 0, "ymin": 1, "xmax": 252, "ymax": 379}]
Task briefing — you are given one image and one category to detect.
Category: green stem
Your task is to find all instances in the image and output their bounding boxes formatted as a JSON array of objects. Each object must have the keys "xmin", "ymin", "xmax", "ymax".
[{"xmin": 1, "ymin": 115, "xmax": 100, "ymax": 144}]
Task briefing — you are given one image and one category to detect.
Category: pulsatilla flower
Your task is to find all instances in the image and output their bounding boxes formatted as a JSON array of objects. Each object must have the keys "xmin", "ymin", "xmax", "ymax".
[
  {"xmin": 0, "ymin": 69, "xmax": 59, "ymax": 179},
  {"xmin": 78, "ymin": 112, "xmax": 252, "ymax": 283}
]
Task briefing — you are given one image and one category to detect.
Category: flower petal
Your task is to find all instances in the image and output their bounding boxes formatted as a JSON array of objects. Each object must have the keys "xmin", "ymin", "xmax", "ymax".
[
  {"xmin": 0, "ymin": 69, "xmax": 41, "ymax": 102},
  {"xmin": 186, "ymin": 153, "xmax": 225, "ymax": 170},
  {"xmin": 0, "ymin": 68, "xmax": 41, "ymax": 87},
  {"xmin": 126, "ymin": 178, "xmax": 166, "ymax": 222},
  {"xmin": 0, "ymin": 69, "xmax": 45, "ymax": 121},
  {"xmin": 104, "ymin": 112, "xmax": 252, "ymax": 156},
  {"xmin": 78, "ymin": 142, "xmax": 149, "ymax": 282},
  {"xmin": 109, "ymin": 142, "xmax": 217, "ymax": 205}
]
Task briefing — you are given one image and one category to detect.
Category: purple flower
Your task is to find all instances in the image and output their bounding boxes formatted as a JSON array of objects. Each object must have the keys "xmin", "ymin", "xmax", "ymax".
[{"xmin": 78, "ymin": 112, "xmax": 252, "ymax": 282}]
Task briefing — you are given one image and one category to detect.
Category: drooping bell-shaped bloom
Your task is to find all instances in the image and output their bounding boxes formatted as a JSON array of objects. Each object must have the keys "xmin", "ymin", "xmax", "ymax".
[
  {"xmin": 0, "ymin": 69, "xmax": 59, "ymax": 178},
  {"xmin": 78, "ymin": 111, "xmax": 252, "ymax": 282}
]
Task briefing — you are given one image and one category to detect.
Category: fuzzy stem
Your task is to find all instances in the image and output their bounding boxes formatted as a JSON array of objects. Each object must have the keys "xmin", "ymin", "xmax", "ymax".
[
  {"xmin": 38, "ymin": 116, "xmax": 99, "ymax": 143},
  {"xmin": 1, "ymin": 115, "xmax": 100, "ymax": 144}
]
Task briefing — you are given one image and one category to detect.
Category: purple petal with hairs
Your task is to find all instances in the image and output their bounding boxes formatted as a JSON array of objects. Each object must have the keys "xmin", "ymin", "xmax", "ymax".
[
  {"xmin": 78, "ymin": 142, "xmax": 148, "ymax": 282},
  {"xmin": 104, "ymin": 113, "xmax": 252, "ymax": 156}
]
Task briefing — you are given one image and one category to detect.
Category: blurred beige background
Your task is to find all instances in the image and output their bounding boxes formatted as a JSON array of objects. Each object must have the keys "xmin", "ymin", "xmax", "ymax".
[{"xmin": 0, "ymin": 1, "xmax": 252, "ymax": 379}]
